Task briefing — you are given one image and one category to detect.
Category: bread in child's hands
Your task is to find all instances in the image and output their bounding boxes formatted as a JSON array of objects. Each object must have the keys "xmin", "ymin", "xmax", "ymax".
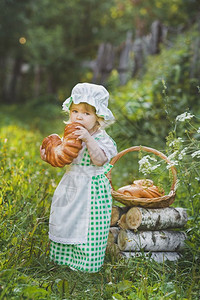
[
  {"xmin": 117, "ymin": 179, "xmax": 164, "ymax": 198},
  {"xmin": 41, "ymin": 122, "xmax": 83, "ymax": 167}
]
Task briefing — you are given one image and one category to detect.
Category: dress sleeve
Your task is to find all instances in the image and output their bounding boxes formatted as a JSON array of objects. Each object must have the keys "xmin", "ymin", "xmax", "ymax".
[{"xmin": 95, "ymin": 130, "xmax": 117, "ymax": 162}]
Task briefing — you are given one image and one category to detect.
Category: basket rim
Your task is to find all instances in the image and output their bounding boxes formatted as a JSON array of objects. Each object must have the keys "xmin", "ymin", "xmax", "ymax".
[{"xmin": 107, "ymin": 145, "xmax": 177, "ymax": 197}]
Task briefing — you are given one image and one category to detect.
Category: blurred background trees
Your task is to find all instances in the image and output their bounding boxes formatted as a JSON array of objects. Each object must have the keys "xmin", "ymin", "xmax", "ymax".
[{"xmin": 0, "ymin": 0, "xmax": 200, "ymax": 104}]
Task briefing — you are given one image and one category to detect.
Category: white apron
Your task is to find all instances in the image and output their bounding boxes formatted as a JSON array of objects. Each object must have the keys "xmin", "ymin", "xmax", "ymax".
[{"xmin": 49, "ymin": 164, "xmax": 105, "ymax": 244}]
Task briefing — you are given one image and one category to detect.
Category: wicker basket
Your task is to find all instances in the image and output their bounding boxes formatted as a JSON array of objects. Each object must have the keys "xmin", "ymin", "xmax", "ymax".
[{"xmin": 107, "ymin": 146, "xmax": 177, "ymax": 208}]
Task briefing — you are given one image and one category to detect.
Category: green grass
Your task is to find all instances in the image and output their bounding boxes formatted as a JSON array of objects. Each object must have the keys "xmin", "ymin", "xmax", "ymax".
[{"xmin": 0, "ymin": 106, "xmax": 200, "ymax": 299}]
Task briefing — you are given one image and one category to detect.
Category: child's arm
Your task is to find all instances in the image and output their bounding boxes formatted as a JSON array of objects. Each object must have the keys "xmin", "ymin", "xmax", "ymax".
[
  {"xmin": 74, "ymin": 127, "xmax": 107, "ymax": 166},
  {"xmin": 85, "ymin": 136, "xmax": 108, "ymax": 166}
]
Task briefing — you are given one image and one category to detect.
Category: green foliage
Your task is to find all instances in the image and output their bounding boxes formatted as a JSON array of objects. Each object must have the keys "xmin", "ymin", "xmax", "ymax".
[
  {"xmin": 165, "ymin": 112, "xmax": 200, "ymax": 214},
  {"xmin": 109, "ymin": 27, "xmax": 200, "ymax": 152},
  {"xmin": 1, "ymin": 0, "xmax": 200, "ymax": 103},
  {"xmin": 0, "ymin": 102, "xmax": 200, "ymax": 299},
  {"xmin": 108, "ymin": 0, "xmax": 200, "ymax": 37},
  {"xmin": 0, "ymin": 99, "xmax": 65, "ymax": 135},
  {"xmin": 0, "ymin": 0, "xmax": 34, "ymax": 55}
]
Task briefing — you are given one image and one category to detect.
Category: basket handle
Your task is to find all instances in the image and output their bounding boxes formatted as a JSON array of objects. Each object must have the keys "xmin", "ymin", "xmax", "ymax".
[{"xmin": 107, "ymin": 146, "xmax": 177, "ymax": 192}]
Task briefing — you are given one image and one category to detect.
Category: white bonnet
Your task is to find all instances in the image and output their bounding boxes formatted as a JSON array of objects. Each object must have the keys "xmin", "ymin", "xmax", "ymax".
[{"xmin": 62, "ymin": 83, "xmax": 115, "ymax": 124}]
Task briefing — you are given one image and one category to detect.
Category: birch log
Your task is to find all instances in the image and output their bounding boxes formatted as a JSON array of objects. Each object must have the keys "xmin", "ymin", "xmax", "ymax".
[
  {"xmin": 126, "ymin": 207, "xmax": 188, "ymax": 230},
  {"xmin": 120, "ymin": 251, "xmax": 182, "ymax": 263},
  {"xmin": 107, "ymin": 228, "xmax": 120, "ymax": 256},
  {"xmin": 109, "ymin": 227, "xmax": 120, "ymax": 243},
  {"xmin": 111, "ymin": 206, "xmax": 122, "ymax": 226},
  {"xmin": 118, "ymin": 214, "xmax": 129, "ymax": 229},
  {"xmin": 118, "ymin": 229, "xmax": 187, "ymax": 252},
  {"xmin": 111, "ymin": 206, "xmax": 129, "ymax": 226}
]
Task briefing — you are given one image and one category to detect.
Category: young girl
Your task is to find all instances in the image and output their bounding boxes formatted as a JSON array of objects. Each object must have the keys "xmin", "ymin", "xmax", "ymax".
[{"xmin": 40, "ymin": 83, "xmax": 117, "ymax": 273}]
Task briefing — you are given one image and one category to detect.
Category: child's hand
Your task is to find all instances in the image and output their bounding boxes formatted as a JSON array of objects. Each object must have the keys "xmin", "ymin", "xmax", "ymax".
[
  {"xmin": 40, "ymin": 146, "xmax": 47, "ymax": 161},
  {"xmin": 74, "ymin": 126, "xmax": 91, "ymax": 142}
]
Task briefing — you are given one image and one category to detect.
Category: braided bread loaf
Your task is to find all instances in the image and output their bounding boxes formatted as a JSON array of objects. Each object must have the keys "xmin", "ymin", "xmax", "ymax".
[
  {"xmin": 117, "ymin": 179, "xmax": 164, "ymax": 198},
  {"xmin": 41, "ymin": 122, "xmax": 83, "ymax": 167}
]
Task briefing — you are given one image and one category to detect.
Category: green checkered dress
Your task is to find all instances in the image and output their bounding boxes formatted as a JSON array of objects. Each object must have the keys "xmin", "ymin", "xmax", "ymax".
[{"xmin": 49, "ymin": 131, "xmax": 117, "ymax": 273}]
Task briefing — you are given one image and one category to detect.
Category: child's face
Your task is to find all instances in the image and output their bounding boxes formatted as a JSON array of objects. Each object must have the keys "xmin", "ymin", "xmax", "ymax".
[{"xmin": 70, "ymin": 103, "xmax": 98, "ymax": 132}]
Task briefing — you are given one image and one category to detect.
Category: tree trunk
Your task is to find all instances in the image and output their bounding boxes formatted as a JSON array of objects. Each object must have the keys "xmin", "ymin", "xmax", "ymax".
[
  {"xmin": 110, "ymin": 205, "xmax": 129, "ymax": 226},
  {"xmin": 109, "ymin": 227, "xmax": 120, "ymax": 243},
  {"xmin": 8, "ymin": 57, "xmax": 22, "ymax": 103},
  {"xmin": 106, "ymin": 242, "xmax": 120, "ymax": 257},
  {"xmin": 0, "ymin": 57, "xmax": 7, "ymax": 103},
  {"xmin": 126, "ymin": 207, "xmax": 188, "ymax": 230},
  {"xmin": 132, "ymin": 38, "xmax": 144, "ymax": 77},
  {"xmin": 118, "ymin": 229, "xmax": 186, "ymax": 252},
  {"xmin": 92, "ymin": 43, "xmax": 115, "ymax": 84},
  {"xmin": 189, "ymin": 17, "xmax": 200, "ymax": 79},
  {"xmin": 149, "ymin": 20, "xmax": 163, "ymax": 55},
  {"xmin": 111, "ymin": 206, "xmax": 122, "ymax": 227},
  {"xmin": 120, "ymin": 251, "xmax": 182, "ymax": 263},
  {"xmin": 118, "ymin": 213, "xmax": 129, "ymax": 229},
  {"xmin": 33, "ymin": 64, "xmax": 41, "ymax": 97},
  {"xmin": 107, "ymin": 227, "xmax": 120, "ymax": 256},
  {"xmin": 118, "ymin": 31, "xmax": 133, "ymax": 85}
]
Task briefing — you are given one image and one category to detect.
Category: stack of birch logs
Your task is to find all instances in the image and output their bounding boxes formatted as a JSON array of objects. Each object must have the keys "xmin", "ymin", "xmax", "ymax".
[{"xmin": 108, "ymin": 205, "xmax": 188, "ymax": 263}]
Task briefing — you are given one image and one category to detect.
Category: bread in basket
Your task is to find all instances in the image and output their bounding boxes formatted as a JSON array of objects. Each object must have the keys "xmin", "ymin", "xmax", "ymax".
[{"xmin": 107, "ymin": 146, "xmax": 177, "ymax": 208}]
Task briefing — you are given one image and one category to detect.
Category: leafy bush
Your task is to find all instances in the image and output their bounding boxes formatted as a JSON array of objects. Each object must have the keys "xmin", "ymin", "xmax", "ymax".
[{"xmin": 108, "ymin": 27, "xmax": 200, "ymax": 151}]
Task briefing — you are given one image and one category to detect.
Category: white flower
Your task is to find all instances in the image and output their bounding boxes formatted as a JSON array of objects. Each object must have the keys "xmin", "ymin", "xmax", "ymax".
[
  {"xmin": 178, "ymin": 137, "xmax": 184, "ymax": 142},
  {"xmin": 178, "ymin": 147, "xmax": 188, "ymax": 160},
  {"xmin": 176, "ymin": 112, "xmax": 194, "ymax": 122},
  {"xmin": 174, "ymin": 179, "xmax": 180, "ymax": 191},
  {"xmin": 139, "ymin": 155, "xmax": 157, "ymax": 164},
  {"xmin": 50, "ymin": 179, "xmax": 57, "ymax": 188},
  {"xmin": 169, "ymin": 137, "xmax": 184, "ymax": 147},
  {"xmin": 169, "ymin": 141, "xmax": 175, "ymax": 147},
  {"xmin": 191, "ymin": 150, "xmax": 200, "ymax": 158},
  {"xmin": 197, "ymin": 127, "xmax": 200, "ymax": 134},
  {"xmin": 166, "ymin": 160, "xmax": 179, "ymax": 169},
  {"xmin": 139, "ymin": 155, "xmax": 160, "ymax": 175},
  {"xmin": 168, "ymin": 151, "xmax": 178, "ymax": 160},
  {"xmin": 167, "ymin": 151, "xmax": 179, "ymax": 168}
]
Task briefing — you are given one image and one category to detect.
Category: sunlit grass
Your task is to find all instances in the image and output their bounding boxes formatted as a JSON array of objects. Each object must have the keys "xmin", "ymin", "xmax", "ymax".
[{"xmin": 0, "ymin": 108, "xmax": 199, "ymax": 299}]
